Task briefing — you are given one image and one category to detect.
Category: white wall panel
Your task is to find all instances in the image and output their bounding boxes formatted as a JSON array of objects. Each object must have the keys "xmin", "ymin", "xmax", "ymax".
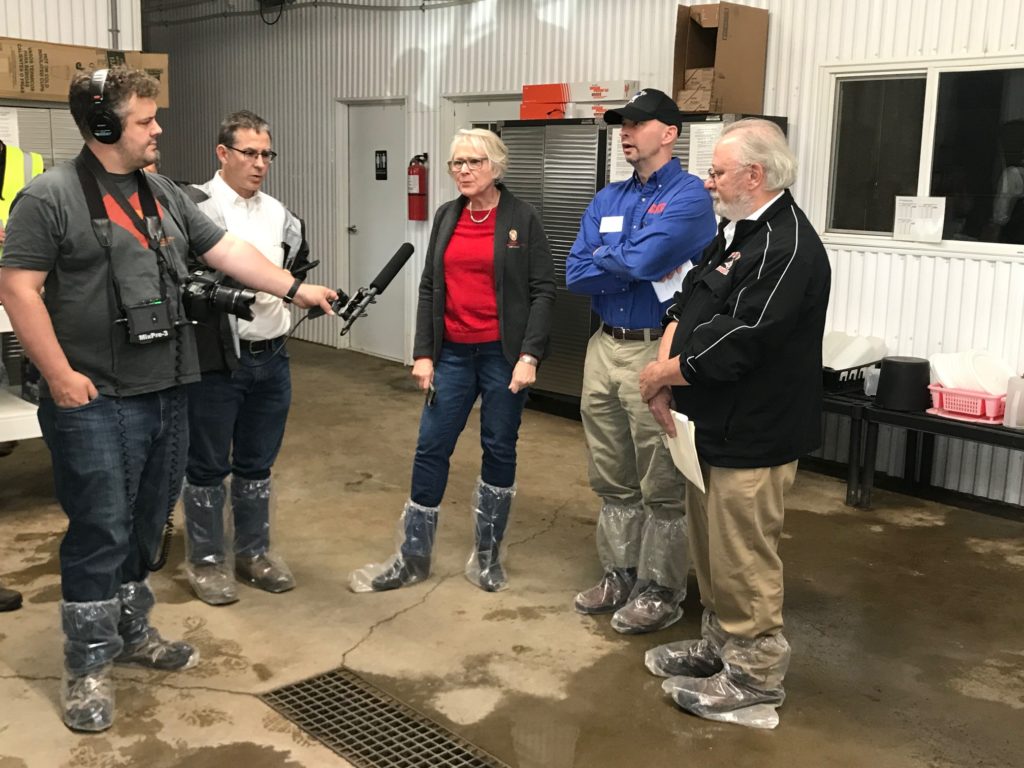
[
  {"xmin": 141, "ymin": 0, "xmax": 1024, "ymax": 502},
  {"xmin": 0, "ymin": 0, "xmax": 142, "ymax": 49}
]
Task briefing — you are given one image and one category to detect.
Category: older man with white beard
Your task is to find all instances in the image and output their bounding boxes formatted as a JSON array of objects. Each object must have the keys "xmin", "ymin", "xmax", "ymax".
[{"xmin": 638, "ymin": 119, "xmax": 831, "ymax": 725}]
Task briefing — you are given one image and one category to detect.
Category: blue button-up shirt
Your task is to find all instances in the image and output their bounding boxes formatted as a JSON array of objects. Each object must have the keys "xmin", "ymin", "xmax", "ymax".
[{"xmin": 566, "ymin": 158, "xmax": 716, "ymax": 328}]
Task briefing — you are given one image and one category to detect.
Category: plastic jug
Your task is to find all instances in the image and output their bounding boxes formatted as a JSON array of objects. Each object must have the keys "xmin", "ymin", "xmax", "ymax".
[{"xmin": 1005, "ymin": 376, "xmax": 1024, "ymax": 430}]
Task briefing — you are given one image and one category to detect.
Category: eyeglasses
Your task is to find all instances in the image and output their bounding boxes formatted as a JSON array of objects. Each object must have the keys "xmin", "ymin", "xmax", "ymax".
[
  {"xmin": 447, "ymin": 157, "xmax": 488, "ymax": 172},
  {"xmin": 225, "ymin": 145, "xmax": 278, "ymax": 163},
  {"xmin": 706, "ymin": 164, "xmax": 751, "ymax": 182}
]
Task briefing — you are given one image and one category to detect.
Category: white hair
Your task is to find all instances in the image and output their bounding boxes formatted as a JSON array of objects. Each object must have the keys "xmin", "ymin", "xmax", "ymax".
[
  {"xmin": 720, "ymin": 118, "xmax": 797, "ymax": 191},
  {"xmin": 449, "ymin": 128, "xmax": 508, "ymax": 179}
]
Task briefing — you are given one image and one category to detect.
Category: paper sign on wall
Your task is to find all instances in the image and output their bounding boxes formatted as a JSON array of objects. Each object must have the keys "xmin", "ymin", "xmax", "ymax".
[{"xmin": 893, "ymin": 196, "xmax": 946, "ymax": 242}]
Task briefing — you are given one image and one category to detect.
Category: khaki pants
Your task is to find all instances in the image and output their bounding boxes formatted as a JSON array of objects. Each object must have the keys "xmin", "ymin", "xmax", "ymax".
[
  {"xmin": 686, "ymin": 461, "xmax": 798, "ymax": 639},
  {"xmin": 581, "ymin": 330, "xmax": 685, "ymax": 574}
]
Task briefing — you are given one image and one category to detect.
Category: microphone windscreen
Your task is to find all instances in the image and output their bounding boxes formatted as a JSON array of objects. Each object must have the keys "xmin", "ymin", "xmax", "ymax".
[{"xmin": 369, "ymin": 242, "xmax": 415, "ymax": 294}]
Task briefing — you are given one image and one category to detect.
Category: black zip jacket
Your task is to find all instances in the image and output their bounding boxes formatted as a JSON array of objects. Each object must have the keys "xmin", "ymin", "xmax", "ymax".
[
  {"xmin": 667, "ymin": 190, "xmax": 831, "ymax": 467},
  {"xmin": 414, "ymin": 184, "xmax": 556, "ymax": 366}
]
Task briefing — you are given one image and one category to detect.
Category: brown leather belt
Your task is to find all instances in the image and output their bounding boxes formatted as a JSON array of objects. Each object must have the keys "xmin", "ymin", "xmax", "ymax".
[{"xmin": 601, "ymin": 323, "xmax": 663, "ymax": 341}]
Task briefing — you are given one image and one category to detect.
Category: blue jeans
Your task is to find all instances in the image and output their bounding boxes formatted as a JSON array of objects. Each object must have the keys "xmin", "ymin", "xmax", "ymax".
[
  {"xmin": 411, "ymin": 341, "xmax": 527, "ymax": 508},
  {"xmin": 38, "ymin": 388, "xmax": 188, "ymax": 602},
  {"xmin": 185, "ymin": 339, "xmax": 291, "ymax": 486}
]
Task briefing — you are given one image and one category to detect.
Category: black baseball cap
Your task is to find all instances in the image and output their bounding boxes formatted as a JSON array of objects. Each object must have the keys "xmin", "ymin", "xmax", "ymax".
[{"xmin": 604, "ymin": 88, "xmax": 682, "ymax": 129}]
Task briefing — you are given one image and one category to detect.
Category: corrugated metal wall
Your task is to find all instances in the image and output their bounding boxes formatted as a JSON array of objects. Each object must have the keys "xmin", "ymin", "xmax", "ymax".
[
  {"xmin": 0, "ymin": 0, "xmax": 142, "ymax": 49},
  {"xmin": 140, "ymin": 0, "xmax": 1024, "ymax": 503}
]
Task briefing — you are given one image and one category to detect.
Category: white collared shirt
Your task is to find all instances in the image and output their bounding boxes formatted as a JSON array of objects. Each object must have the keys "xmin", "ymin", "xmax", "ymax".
[
  {"xmin": 205, "ymin": 171, "xmax": 290, "ymax": 341},
  {"xmin": 723, "ymin": 191, "xmax": 784, "ymax": 250}
]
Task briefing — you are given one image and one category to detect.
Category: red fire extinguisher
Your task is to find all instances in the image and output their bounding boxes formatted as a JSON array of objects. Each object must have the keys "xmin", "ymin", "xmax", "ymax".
[{"xmin": 407, "ymin": 153, "xmax": 428, "ymax": 221}]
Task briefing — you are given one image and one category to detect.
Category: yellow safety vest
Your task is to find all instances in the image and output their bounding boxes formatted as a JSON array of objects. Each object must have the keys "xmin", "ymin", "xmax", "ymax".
[{"xmin": 0, "ymin": 144, "xmax": 45, "ymax": 225}]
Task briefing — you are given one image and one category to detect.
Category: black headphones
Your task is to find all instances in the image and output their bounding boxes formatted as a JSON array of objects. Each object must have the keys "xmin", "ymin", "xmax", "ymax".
[{"xmin": 86, "ymin": 69, "xmax": 122, "ymax": 145}]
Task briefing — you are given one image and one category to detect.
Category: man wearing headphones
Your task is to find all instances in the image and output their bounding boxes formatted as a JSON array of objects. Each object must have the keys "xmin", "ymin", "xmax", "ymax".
[
  {"xmin": 0, "ymin": 67, "xmax": 336, "ymax": 733},
  {"xmin": 180, "ymin": 110, "xmax": 308, "ymax": 605}
]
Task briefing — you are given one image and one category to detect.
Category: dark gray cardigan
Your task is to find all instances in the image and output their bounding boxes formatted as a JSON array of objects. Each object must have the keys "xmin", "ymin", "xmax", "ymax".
[{"xmin": 413, "ymin": 184, "xmax": 556, "ymax": 366}]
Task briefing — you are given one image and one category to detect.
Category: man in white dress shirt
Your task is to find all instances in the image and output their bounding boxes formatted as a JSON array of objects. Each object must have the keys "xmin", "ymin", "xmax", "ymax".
[{"xmin": 181, "ymin": 110, "xmax": 312, "ymax": 604}]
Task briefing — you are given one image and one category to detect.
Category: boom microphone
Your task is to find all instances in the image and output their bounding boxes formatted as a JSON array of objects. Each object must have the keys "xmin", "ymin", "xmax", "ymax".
[{"xmin": 339, "ymin": 242, "xmax": 415, "ymax": 336}]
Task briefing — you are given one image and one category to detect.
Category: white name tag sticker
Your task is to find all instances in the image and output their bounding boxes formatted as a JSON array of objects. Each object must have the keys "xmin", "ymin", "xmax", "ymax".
[{"xmin": 599, "ymin": 215, "xmax": 624, "ymax": 233}]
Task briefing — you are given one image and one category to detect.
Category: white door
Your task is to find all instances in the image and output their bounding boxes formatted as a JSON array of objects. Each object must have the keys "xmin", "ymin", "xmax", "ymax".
[{"xmin": 347, "ymin": 102, "xmax": 407, "ymax": 361}]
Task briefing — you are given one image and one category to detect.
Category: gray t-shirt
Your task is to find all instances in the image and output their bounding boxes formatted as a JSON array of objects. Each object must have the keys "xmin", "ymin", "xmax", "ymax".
[{"xmin": 0, "ymin": 161, "xmax": 225, "ymax": 397}]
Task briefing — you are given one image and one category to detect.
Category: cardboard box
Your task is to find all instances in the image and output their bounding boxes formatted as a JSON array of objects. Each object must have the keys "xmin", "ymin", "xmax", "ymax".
[
  {"xmin": 0, "ymin": 36, "xmax": 169, "ymax": 108},
  {"xmin": 672, "ymin": 3, "xmax": 769, "ymax": 114},
  {"xmin": 571, "ymin": 102, "xmax": 625, "ymax": 120},
  {"xmin": 522, "ymin": 80, "xmax": 639, "ymax": 104},
  {"xmin": 0, "ymin": 37, "xmax": 105, "ymax": 103},
  {"xmin": 676, "ymin": 67, "xmax": 715, "ymax": 112},
  {"xmin": 519, "ymin": 101, "xmax": 568, "ymax": 120}
]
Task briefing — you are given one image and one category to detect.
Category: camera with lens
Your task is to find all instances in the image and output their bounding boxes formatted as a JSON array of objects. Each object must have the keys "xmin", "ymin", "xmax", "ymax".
[{"xmin": 182, "ymin": 270, "xmax": 257, "ymax": 322}]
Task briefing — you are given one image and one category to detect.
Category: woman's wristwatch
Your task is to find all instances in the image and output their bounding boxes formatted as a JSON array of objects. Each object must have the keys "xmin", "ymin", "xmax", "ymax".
[{"xmin": 519, "ymin": 354, "xmax": 539, "ymax": 366}]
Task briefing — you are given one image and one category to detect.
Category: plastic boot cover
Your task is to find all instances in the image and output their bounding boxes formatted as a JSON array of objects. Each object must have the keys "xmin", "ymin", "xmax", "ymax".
[
  {"xmin": 594, "ymin": 502, "xmax": 646, "ymax": 571},
  {"xmin": 466, "ymin": 478, "xmax": 515, "ymax": 592},
  {"xmin": 115, "ymin": 580, "xmax": 199, "ymax": 670},
  {"xmin": 61, "ymin": 598, "xmax": 123, "ymax": 732},
  {"xmin": 182, "ymin": 480, "xmax": 238, "ymax": 605},
  {"xmin": 349, "ymin": 500, "xmax": 439, "ymax": 593},
  {"xmin": 232, "ymin": 477, "xmax": 295, "ymax": 593},
  {"xmin": 611, "ymin": 513, "xmax": 689, "ymax": 633},
  {"xmin": 663, "ymin": 633, "xmax": 791, "ymax": 730},
  {"xmin": 611, "ymin": 582, "xmax": 683, "ymax": 634},
  {"xmin": 573, "ymin": 567, "xmax": 637, "ymax": 614},
  {"xmin": 645, "ymin": 612, "xmax": 728, "ymax": 678}
]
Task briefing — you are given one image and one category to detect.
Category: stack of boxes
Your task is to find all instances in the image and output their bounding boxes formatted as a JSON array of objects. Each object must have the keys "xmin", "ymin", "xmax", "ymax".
[
  {"xmin": 519, "ymin": 80, "xmax": 640, "ymax": 121},
  {"xmin": 672, "ymin": 2, "xmax": 769, "ymax": 114},
  {"xmin": 0, "ymin": 36, "xmax": 170, "ymax": 107}
]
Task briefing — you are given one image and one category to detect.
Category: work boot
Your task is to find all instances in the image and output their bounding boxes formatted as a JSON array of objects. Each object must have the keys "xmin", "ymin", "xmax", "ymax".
[
  {"xmin": 467, "ymin": 478, "xmax": 514, "ymax": 593},
  {"xmin": 232, "ymin": 477, "xmax": 295, "ymax": 593},
  {"xmin": 611, "ymin": 582, "xmax": 684, "ymax": 634},
  {"xmin": 0, "ymin": 583, "xmax": 23, "ymax": 612},
  {"xmin": 182, "ymin": 481, "xmax": 238, "ymax": 605},
  {"xmin": 350, "ymin": 500, "xmax": 439, "ymax": 593},
  {"xmin": 115, "ymin": 581, "xmax": 198, "ymax": 670},
  {"xmin": 61, "ymin": 598, "xmax": 123, "ymax": 732},
  {"xmin": 573, "ymin": 567, "xmax": 637, "ymax": 614}
]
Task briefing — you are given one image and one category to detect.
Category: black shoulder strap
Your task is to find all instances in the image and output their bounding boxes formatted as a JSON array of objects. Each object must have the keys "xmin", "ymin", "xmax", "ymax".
[{"xmin": 78, "ymin": 147, "xmax": 163, "ymax": 250}]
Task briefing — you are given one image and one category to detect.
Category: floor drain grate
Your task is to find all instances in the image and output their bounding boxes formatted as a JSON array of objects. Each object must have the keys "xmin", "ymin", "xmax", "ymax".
[{"xmin": 262, "ymin": 667, "xmax": 510, "ymax": 768}]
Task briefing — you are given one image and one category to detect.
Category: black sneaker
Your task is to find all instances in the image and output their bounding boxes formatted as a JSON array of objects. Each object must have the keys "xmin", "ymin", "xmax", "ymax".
[
  {"xmin": 370, "ymin": 555, "xmax": 431, "ymax": 591},
  {"xmin": 0, "ymin": 584, "xmax": 22, "ymax": 612}
]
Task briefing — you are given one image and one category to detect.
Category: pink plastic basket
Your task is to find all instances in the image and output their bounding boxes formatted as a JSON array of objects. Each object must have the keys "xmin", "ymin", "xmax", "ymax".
[{"xmin": 928, "ymin": 384, "xmax": 1006, "ymax": 419}]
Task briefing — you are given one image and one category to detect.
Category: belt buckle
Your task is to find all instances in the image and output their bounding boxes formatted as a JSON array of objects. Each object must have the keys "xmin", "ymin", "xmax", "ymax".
[{"xmin": 247, "ymin": 339, "xmax": 269, "ymax": 354}]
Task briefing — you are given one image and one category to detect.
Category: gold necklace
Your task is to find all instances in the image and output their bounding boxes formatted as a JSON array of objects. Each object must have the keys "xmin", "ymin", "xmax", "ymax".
[{"xmin": 468, "ymin": 206, "xmax": 492, "ymax": 224}]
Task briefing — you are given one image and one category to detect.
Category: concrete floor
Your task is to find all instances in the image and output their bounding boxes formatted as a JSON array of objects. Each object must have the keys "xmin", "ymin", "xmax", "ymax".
[{"xmin": 1, "ymin": 341, "xmax": 1023, "ymax": 768}]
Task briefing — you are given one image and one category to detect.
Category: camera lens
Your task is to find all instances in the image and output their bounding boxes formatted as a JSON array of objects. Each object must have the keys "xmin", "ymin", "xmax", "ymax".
[{"xmin": 209, "ymin": 284, "xmax": 257, "ymax": 322}]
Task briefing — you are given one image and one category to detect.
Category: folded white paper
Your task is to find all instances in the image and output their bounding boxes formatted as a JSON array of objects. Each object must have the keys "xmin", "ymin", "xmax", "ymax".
[
  {"xmin": 652, "ymin": 261, "xmax": 692, "ymax": 303},
  {"xmin": 661, "ymin": 409, "xmax": 705, "ymax": 493}
]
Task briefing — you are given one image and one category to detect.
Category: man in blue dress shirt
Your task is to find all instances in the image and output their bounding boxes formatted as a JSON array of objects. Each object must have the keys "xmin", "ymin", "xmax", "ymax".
[{"xmin": 566, "ymin": 88, "xmax": 716, "ymax": 634}]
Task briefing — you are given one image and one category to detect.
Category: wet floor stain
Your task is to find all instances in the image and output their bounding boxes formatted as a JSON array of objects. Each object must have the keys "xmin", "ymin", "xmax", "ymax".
[
  {"xmin": 261, "ymin": 711, "xmax": 320, "ymax": 748},
  {"xmin": 27, "ymin": 583, "xmax": 61, "ymax": 604},
  {"xmin": 62, "ymin": 740, "xmax": 309, "ymax": 768},
  {"xmin": 252, "ymin": 663, "xmax": 274, "ymax": 682},
  {"xmin": 0, "ymin": 757, "xmax": 29, "ymax": 768},
  {"xmin": 3, "ymin": 559, "xmax": 59, "ymax": 588},
  {"xmin": 179, "ymin": 706, "xmax": 233, "ymax": 728},
  {"xmin": 433, "ymin": 685, "xmax": 504, "ymax": 724},
  {"xmin": 180, "ymin": 616, "xmax": 253, "ymax": 678},
  {"xmin": 964, "ymin": 537, "xmax": 1024, "ymax": 568},
  {"xmin": 482, "ymin": 606, "xmax": 562, "ymax": 622}
]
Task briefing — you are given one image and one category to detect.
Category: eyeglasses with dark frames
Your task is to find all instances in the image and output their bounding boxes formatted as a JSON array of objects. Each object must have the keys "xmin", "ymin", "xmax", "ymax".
[
  {"xmin": 224, "ymin": 145, "xmax": 278, "ymax": 163},
  {"xmin": 447, "ymin": 156, "xmax": 488, "ymax": 172}
]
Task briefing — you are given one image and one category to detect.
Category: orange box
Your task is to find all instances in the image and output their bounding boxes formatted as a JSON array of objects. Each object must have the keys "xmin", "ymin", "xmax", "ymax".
[
  {"xmin": 522, "ymin": 80, "xmax": 639, "ymax": 104},
  {"xmin": 519, "ymin": 101, "xmax": 568, "ymax": 120}
]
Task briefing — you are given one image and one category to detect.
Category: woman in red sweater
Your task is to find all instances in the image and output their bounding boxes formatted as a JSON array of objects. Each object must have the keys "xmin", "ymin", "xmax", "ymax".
[{"xmin": 350, "ymin": 129, "xmax": 555, "ymax": 594}]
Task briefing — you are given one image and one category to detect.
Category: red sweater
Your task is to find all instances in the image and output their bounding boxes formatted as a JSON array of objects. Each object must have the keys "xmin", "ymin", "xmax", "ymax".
[{"xmin": 443, "ymin": 207, "xmax": 499, "ymax": 344}]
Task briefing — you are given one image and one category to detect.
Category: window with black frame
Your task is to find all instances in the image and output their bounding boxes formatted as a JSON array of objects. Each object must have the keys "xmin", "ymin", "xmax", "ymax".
[
  {"xmin": 827, "ymin": 76, "xmax": 926, "ymax": 234},
  {"xmin": 827, "ymin": 66, "xmax": 1024, "ymax": 246}
]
